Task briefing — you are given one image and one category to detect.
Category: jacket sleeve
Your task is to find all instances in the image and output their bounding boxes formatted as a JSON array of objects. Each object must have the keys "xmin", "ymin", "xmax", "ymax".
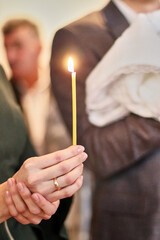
[{"xmin": 50, "ymin": 28, "xmax": 160, "ymax": 179}]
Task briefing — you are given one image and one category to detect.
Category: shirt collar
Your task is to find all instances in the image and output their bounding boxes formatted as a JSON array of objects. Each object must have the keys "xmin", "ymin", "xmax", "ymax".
[{"xmin": 113, "ymin": 0, "xmax": 137, "ymax": 24}]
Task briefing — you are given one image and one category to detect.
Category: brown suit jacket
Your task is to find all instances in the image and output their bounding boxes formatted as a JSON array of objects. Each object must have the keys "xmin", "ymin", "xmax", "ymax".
[{"xmin": 51, "ymin": 1, "xmax": 160, "ymax": 239}]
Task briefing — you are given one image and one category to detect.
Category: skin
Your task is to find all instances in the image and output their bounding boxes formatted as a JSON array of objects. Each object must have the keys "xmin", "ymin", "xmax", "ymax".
[
  {"xmin": 3, "ymin": 27, "xmax": 87, "ymax": 224},
  {"xmin": 123, "ymin": 0, "xmax": 160, "ymax": 13},
  {"xmin": 13, "ymin": 145, "xmax": 87, "ymax": 202},
  {"xmin": 5, "ymin": 178, "xmax": 60, "ymax": 225},
  {"xmin": 4, "ymin": 26, "xmax": 41, "ymax": 90},
  {"xmin": 0, "ymin": 145, "xmax": 87, "ymax": 223}
]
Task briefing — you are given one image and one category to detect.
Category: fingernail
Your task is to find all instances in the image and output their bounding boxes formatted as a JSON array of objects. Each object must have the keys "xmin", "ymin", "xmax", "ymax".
[
  {"xmin": 32, "ymin": 194, "xmax": 40, "ymax": 202},
  {"xmin": 17, "ymin": 183, "xmax": 24, "ymax": 192},
  {"xmin": 82, "ymin": 152, "xmax": 88, "ymax": 160},
  {"xmin": 5, "ymin": 191, "xmax": 10, "ymax": 198},
  {"xmin": 7, "ymin": 178, "xmax": 13, "ymax": 187},
  {"xmin": 77, "ymin": 145, "xmax": 85, "ymax": 152}
]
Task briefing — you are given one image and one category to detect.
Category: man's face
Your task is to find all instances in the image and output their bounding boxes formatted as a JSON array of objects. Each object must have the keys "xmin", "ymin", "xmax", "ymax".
[{"xmin": 4, "ymin": 26, "xmax": 41, "ymax": 79}]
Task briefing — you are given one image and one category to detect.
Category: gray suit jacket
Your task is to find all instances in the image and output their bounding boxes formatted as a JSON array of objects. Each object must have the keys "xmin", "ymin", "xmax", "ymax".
[{"xmin": 51, "ymin": 1, "xmax": 160, "ymax": 239}]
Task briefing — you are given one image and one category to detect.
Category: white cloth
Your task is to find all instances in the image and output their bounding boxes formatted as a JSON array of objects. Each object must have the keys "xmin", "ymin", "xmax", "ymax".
[
  {"xmin": 86, "ymin": 11, "xmax": 160, "ymax": 127},
  {"xmin": 21, "ymin": 67, "xmax": 71, "ymax": 155}
]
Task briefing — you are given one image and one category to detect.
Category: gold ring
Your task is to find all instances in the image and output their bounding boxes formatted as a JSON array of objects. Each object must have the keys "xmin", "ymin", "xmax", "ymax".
[{"xmin": 53, "ymin": 178, "xmax": 61, "ymax": 191}]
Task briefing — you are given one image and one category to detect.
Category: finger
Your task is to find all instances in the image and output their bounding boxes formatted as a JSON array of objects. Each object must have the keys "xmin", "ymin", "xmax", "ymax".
[
  {"xmin": 15, "ymin": 212, "xmax": 42, "ymax": 225},
  {"xmin": 14, "ymin": 215, "xmax": 30, "ymax": 225},
  {"xmin": 33, "ymin": 152, "xmax": 87, "ymax": 185},
  {"xmin": 7, "ymin": 178, "xmax": 27, "ymax": 213},
  {"xmin": 25, "ymin": 152, "xmax": 86, "ymax": 195},
  {"xmin": 40, "ymin": 214, "xmax": 52, "ymax": 220},
  {"xmin": 14, "ymin": 205, "xmax": 49, "ymax": 224},
  {"xmin": 28, "ymin": 160, "xmax": 85, "ymax": 195},
  {"xmin": 17, "ymin": 182, "xmax": 41, "ymax": 215},
  {"xmin": 20, "ymin": 211, "xmax": 42, "ymax": 225},
  {"xmin": 44, "ymin": 152, "xmax": 87, "ymax": 179},
  {"xmin": 6, "ymin": 181, "xmax": 43, "ymax": 224},
  {"xmin": 29, "ymin": 145, "xmax": 85, "ymax": 169},
  {"xmin": 55, "ymin": 164, "xmax": 84, "ymax": 189},
  {"xmin": 5, "ymin": 191, "xmax": 18, "ymax": 217},
  {"xmin": 52, "ymin": 200, "xmax": 60, "ymax": 209},
  {"xmin": 46, "ymin": 175, "xmax": 83, "ymax": 202},
  {"xmin": 31, "ymin": 193, "xmax": 59, "ymax": 216}
]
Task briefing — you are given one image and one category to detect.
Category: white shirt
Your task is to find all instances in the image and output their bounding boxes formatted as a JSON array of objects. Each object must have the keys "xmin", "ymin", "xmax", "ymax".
[
  {"xmin": 20, "ymin": 67, "xmax": 71, "ymax": 155},
  {"xmin": 21, "ymin": 67, "xmax": 50, "ymax": 154}
]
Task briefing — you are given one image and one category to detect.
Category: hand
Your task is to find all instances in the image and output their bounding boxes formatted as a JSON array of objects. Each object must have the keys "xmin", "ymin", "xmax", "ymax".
[
  {"xmin": 13, "ymin": 145, "xmax": 87, "ymax": 202},
  {"xmin": 5, "ymin": 178, "xmax": 59, "ymax": 225}
]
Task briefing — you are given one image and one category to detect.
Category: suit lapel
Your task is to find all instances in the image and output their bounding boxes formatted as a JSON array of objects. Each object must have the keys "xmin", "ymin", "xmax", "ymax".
[{"xmin": 102, "ymin": 0, "xmax": 129, "ymax": 39}]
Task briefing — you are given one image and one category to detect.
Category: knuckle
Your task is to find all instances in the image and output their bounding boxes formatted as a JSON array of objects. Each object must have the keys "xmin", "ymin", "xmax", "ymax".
[
  {"xmin": 17, "ymin": 206, "xmax": 26, "ymax": 214},
  {"xmin": 26, "ymin": 176, "xmax": 37, "ymax": 187},
  {"xmin": 21, "ymin": 190, "xmax": 30, "ymax": 199},
  {"xmin": 34, "ymin": 185, "xmax": 44, "ymax": 195},
  {"xmin": 23, "ymin": 159, "xmax": 32, "ymax": 171},
  {"xmin": 31, "ymin": 208, "xmax": 41, "ymax": 215},
  {"xmin": 65, "ymin": 175, "xmax": 72, "ymax": 185},
  {"xmin": 54, "ymin": 152, "xmax": 62, "ymax": 163},
  {"xmin": 26, "ymin": 176, "xmax": 33, "ymax": 187},
  {"xmin": 60, "ymin": 163, "xmax": 70, "ymax": 173},
  {"xmin": 63, "ymin": 188, "xmax": 72, "ymax": 198},
  {"xmin": 47, "ymin": 193, "xmax": 56, "ymax": 202}
]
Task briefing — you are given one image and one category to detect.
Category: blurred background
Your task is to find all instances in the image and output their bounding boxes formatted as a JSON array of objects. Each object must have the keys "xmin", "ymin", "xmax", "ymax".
[
  {"xmin": 0, "ymin": 0, "xmax": 107, "ymax": 76},
  {"xmin": 0, "ymin": 1, "xmax": 108, "ymax": 240}
]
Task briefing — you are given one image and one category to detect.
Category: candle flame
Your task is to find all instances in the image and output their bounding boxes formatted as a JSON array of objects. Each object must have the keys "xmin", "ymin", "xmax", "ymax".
[{"xmin": 68, "ymin": 57, "xmax": 74, "ymax": 72}]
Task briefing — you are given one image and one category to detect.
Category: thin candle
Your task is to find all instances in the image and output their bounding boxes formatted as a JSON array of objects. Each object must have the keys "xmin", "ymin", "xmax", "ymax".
[{"xmin": 68, "ymin": 57, "xmax": 77, "ymax": 145}]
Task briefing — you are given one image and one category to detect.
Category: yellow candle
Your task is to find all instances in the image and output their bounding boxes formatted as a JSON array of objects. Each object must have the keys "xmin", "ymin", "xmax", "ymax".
[{"xmin": 68, "ymin": 57, "xmax": 77, "ymax": 145}]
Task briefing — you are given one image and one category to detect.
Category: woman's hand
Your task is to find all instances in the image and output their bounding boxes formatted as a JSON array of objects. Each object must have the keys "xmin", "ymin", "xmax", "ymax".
[
  {"xmin": 13, "ymin": 145, "xmax": 87, "ymax": 202},
  {"xmin": 5, "ymin": 178, "xmax": 59, "ymax": 225}
]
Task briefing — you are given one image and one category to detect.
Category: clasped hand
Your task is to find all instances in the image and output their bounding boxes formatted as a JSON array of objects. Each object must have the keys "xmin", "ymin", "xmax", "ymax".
[{"xmin": 5, "ymin": 145, "xmax": 87, "ymax": 224}]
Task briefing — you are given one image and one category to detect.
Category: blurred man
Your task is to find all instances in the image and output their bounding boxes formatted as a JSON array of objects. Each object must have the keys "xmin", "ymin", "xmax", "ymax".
[
  {"xmin": 2, "ymin": 18, "xmax": 73, "ymax": 240},
  {"xmin": 2, "ymin": 19, "xmax": 70, "ymax": 155},
  {"xmin": 50, "ymin": 0, "xmax": 160, "ymax": 240}
]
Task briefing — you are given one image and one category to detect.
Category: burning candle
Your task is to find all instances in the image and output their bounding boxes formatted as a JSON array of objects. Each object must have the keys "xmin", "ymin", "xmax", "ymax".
[{"xmin": 68, "ymin": 57, "xmax": 77, "ymax": 145}]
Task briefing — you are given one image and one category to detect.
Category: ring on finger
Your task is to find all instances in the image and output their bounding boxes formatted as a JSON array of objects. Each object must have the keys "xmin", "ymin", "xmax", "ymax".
[{"xmin": 53, "ymin": 177, "xmax": 61, "ymax": 191}]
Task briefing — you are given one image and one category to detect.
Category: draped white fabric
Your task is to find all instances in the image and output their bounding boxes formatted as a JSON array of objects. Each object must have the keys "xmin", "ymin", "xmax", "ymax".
[{"xmin": 86, "ymin": 11, "xmax": 160, "ymax": 127}]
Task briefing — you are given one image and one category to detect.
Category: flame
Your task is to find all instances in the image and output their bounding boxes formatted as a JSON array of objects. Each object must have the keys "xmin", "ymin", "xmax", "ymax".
[{"xmin": 68, "ymin": 57, "xmax": 74, "ymax": 72}]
